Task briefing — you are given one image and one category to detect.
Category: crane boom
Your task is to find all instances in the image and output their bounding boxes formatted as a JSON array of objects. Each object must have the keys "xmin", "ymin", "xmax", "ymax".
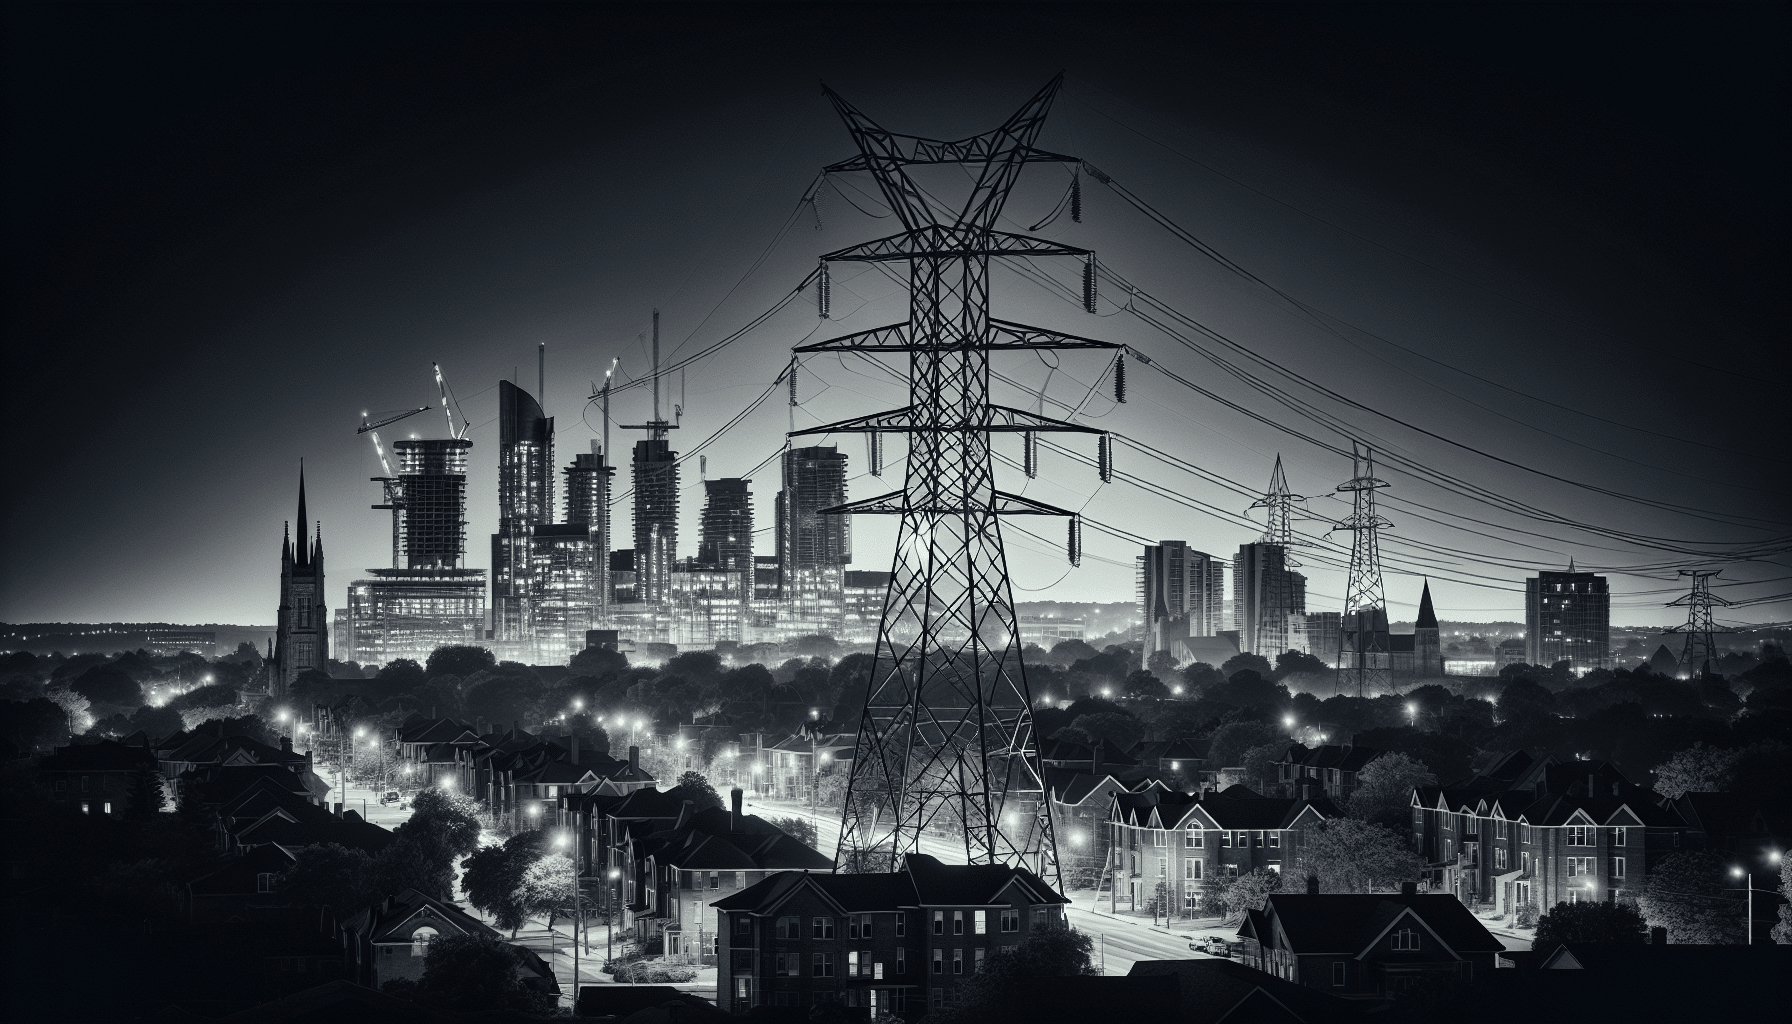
[
  {"xmin": 433, "ymin": 363, "xmax": 469, "ymax": 439},
  {"xmin": 356, "ymin": 405, "xmax": 431, "ymax": 434}
]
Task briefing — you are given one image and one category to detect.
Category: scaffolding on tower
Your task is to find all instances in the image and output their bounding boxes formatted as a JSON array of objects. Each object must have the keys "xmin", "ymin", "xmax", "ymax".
[{"xmin": 791, "ymin": 75, "xmax": 1119, "ymax": 885}]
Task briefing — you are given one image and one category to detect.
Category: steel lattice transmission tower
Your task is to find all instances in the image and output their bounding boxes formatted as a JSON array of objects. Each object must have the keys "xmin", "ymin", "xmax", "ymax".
[
  {"xmin": 1667, "ymin": 569, "xmax": 1730, "ymax": 678},
  {"xmin": 793, "ymin": 76, "xmax": 1116, "ymax": 886},
  {"xmin": 1246, "ymin": 454, "xmax": 1309, "ymax": 656},
  {"xmin": 1329, "ymin": 442, "xmax": 1394, "ymax": 696}
]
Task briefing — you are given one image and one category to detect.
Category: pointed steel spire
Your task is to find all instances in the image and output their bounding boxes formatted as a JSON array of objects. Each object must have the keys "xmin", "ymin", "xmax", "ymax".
[
  {"xmin": 1416, "ymin": 579, "xmax": 1437, "ymax": 630},
  {"xmin": 295, "ymin": 461, "xmax": 310, "ymax": 567}
]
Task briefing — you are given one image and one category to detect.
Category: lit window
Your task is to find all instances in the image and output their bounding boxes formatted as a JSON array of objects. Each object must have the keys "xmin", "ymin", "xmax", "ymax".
[
  {"xmin": 411, "ymin": 927, "xmax": 438, "ymax": 956},
  {"xmin": 973, "ymin": 911, "xmax": 985, "ymax": 935}
]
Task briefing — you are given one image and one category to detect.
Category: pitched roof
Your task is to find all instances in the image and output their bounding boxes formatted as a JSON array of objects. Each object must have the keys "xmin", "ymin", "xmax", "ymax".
[
  {"xmin": 1258, "ymin": 893, "xmax": 1504, "ymax": 957},
  {"xmin": 1416, "ymin": 580, "xmax": 1438, "ymax": 630},
  {"xmin": 39, "ymin": 739, "xmax": 157, "ymax": 771},
  {"xmin": 1282, "ymin": 743, "xmax": 1381, "ymax": 773},
  {"xmin": 342, "ymin": 888, "xmax": 495, "ymax": 945},
  {"xmin": 1127, "ymin": 958, "xmax": 1360, "ymax": 1023}
]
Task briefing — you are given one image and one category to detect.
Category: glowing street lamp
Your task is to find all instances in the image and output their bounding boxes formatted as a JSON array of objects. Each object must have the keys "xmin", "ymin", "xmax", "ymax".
[{"xmin": 1407, "ymin": 703, "xmax": 1418, "ymax": 728}]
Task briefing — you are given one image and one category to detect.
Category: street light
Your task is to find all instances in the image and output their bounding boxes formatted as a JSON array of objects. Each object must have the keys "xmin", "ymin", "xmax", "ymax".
[
  {"xmin": 1731, "ymin": 853, "xmax": 1782, "ymax": 945},
  {"xmin": 1407, "ymin": 703, "xmax": 1417, "ymax": 728}
]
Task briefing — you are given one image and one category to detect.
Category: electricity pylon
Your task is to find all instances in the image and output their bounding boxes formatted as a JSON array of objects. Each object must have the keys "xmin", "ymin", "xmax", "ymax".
[
  {"xmin": 793, "ymin": 76, "xmax": 1116, "ymax": 887},
  {"xmin": 1246, "ymin": 454, "xmax": 1309, "ymax": 658},
  {"xmin": 1329, "ymin": 442, "xmax": 1393, "ymax": 696},
  {"xmin": 1667, "ymin": 569, "xmax": 1729, "ymax": 678}
]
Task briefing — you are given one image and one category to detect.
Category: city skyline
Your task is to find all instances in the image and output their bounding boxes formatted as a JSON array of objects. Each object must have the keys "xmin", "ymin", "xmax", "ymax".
[{"xmin": 4, "ymin": 5, "xmax": 1786, "ymax": 633}]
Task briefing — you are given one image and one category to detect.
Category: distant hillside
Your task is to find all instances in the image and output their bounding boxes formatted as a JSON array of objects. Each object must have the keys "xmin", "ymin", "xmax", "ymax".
[{"xmin": 0, "ymin": 622, "xmax": 274, "ymax": 656}]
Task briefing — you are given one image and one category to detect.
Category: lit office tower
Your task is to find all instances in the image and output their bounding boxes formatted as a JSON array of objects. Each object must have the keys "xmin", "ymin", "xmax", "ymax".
[
  {"xmin": 561, "ymin": 441, "xmax": 614, "ymax": 624},
  {"xmin": 492, "ymin": 381, "xmax": 555, "ymax": 647},
  {"xmin": 776, "ymin": 446, "xmax": 850, "ymax": 584},
  {"xmin": 1137, "ymin": 541, "xmax": 1226, "ymax": 669},
  {"xmin": 632, "ymin": 436, "xmax": 680, "ymax": 603},
  {"xmin": 776, "ymin": 445, "xmax": 849, "ymax": 634},
  {"xmin": 348, "ymin": 438, "xmax": 486, "ymax": 665},
  {"xmin": 1234, "ymin": 542, "xmax": 1308, "ymax": 658},
  {"xmin": 1526, "ymin": 563, "xmax": 1611, "ymax": 671},
  {"xmin": 699, "ymin": 478, "xmax": 755, "ymax": 570}
]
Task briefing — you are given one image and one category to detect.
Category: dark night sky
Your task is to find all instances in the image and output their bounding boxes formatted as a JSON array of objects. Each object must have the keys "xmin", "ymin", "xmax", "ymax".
[{"xmin": 3, "ymin": 3, "xmax": 1787, "ymax": 630}]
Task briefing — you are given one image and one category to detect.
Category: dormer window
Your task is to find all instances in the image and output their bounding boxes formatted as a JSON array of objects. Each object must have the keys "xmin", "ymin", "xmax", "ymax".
[
  {"xmin": 411, "ymin": 927, "xmax": 439, "ymax": 957},
  {"xmin": 1392, "ymin": 928, "xmax": 1419, "ymax": 951}
]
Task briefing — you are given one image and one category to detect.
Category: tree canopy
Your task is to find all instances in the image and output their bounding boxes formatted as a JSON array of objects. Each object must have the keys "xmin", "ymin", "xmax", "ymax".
[
  {"xmin": 1295, "ymin": 818, "xmax": 1424, "ymax": 893},
  {"xmin": 1534, "ymin": 900, "xmax": 1646, "ymax": 947},
  {"xmin": 1637, "ymin": 851, "xmax": 1745, "ymax": 944}
]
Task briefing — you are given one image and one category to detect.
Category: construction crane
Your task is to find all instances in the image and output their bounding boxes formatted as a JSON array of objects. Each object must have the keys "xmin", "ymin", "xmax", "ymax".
[
  {"xmin": 434, "ymin": 362, "xmax": 471, "ymax": 440},
  {"xmin": 357, "ymin": 406, "xmax": 431, "ymax": 475}
]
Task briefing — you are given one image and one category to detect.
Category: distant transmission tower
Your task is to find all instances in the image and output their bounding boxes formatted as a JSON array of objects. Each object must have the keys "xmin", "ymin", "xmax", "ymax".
[
  {"xmin": 1246, "ymin": 454, "xmax": 1308, "ymax": 657},
  {"xmin": 1329, "ymin": 442, "xmax": 1393, "ymax": 696},
  {"xmin": 1667, "ymin": 569, "xmax": 1730, "ymax": 678},
  {"xmin": 795, "ymin": 76, "xmax": 1116, "ymax": 886}
]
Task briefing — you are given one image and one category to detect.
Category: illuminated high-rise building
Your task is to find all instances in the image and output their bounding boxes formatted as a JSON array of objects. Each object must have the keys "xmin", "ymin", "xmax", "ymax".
[
  {"xmin": 492, "ymin": 381, "xmax": 555, "ymax": 648},
  {"xmin": 632, "ymin": 437, "xmax": 680, "ymax": 604},
  {"xmin": 1525, "ymin": 564, "xmax": 1610, "ymax": 671},
  {"xmin": 1137, "ymin": 541, "xmax": 1225, "ymax": 669},
  {"xmin": 1234, "ymin": 542, "xmax": 1307, "ymax": 658},
  {"xmin": 274, "ymin": 465, "xmax": 328, "ymax": 697},
  {"xmin": 699, "ymin": 477, "xmax": 754, "ymax": 571},
  {"xmin": 348, "ymin": 438, "xmax": 486, "ymax": 666}
]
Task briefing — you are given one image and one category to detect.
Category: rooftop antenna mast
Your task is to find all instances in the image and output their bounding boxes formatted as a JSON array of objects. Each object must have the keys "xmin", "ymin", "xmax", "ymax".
[
  {"xmin": 1667, "ymin": 570, "xmax": 1730, "ymax": 678},
  {"xmin": 1329, "ymin": 442, "xmax": 1393, "ymax": 697},
  {"xmin": 796, "ymin": 75, "xmax": 1119, "ymax": 888}
]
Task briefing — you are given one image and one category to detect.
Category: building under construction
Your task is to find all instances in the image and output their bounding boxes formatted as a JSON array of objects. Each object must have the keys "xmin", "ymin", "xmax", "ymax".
[
  {"xmin": 698, "ymin": 477, "xmax": 754, "ymax": 571},
  {"xmin": 346, "ymin": 437, "xmax": 486, "ymax": 665},
  {"xmin": 1526, "ymin": 566, "xmax": 1611, "ymax": 671},
  {"xmin": 632, "ymin": 437, "xmax": 679, "ymax": 605}
]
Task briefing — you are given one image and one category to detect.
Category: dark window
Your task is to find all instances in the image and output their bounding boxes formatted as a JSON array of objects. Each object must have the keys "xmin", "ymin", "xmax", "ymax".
[
  {"xmin": 733, "ymin": 950, "xmax": 752, "ymax": 970},
  {"xmin": 933, "ymin": 911, "xmax": 944, "ymax": 935},
  {"xmin": 1001, "ymin": 909, "xmax": 1019, "ymax": 933},
  {"xmin": 896, "ymin": 947, "xmax": 906, "ymax": 974},
  {"xmin": 734, "ymin": 915, "xmax": 751, "ymax": 936},
  {"xmin": 1332, "ymin": 961, "xmax": 1346, "ymax": 986},
  {"xmin": 895, "ymin": 914, "xmax": 905, "ymax": 937},
  {"xmin": 812, "ymin": 917, "xmax": 834, "ymax": 940},
  {"xmin": 953, "ymin": 911, "xmax": 964, "ymax": 935}
]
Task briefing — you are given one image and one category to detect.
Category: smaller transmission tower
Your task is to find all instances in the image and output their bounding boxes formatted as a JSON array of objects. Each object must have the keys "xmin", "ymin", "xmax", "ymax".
[
  {"xmin": 1329, "ymin": 442, "xmax": 1393, "ymax": 696},
  {"xmin": 1667, "ymin": 570, "xmax": 1730, "ymax": 678},
  {"xmin": 1245, "ymin": 454, "xmax": 1309, "ymax": 657}
]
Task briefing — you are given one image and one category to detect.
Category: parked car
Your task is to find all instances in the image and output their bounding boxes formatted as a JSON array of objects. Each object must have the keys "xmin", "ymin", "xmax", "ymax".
[
  {"xmin": 1202, "ymin": 937, "xmax": 1233, "ymax": 957},
  {"xmin": 378, "ymin": 790, "xmax": 402, "ymax": 806}
]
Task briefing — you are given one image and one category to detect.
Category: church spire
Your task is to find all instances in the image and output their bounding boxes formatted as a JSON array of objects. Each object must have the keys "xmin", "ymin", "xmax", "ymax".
[
  {"xmin": 1416, "ymin": 579, "xmax": 1437, "ymax": 630},
  {"xmin": 282, "ymin": 520, "xmax": 292, "ymax": 562},
  {"xmin": 295, "ymin": 461, "xmax": 310, "ymax": 567}
]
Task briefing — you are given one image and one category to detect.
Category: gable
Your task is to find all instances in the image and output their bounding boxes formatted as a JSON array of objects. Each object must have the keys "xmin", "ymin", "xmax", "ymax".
[
  {"xmin": 1216, "ymin": 988, "xmax": 1306, "ymax": 1024},
  {"xmin": 1604, "ymin": 805, "xmax": 1644, "ymax": 827},
  {"xmin": 1360, "ymin": 906, "xmax": 1460, "ymax": 961},
  {"xmin": 1543, "ymin": 947, "xmax": 1584, "ymax": 970},
  {"xmin": 762, "ymin": 875, "xmax": 851, "ymax": 919}
]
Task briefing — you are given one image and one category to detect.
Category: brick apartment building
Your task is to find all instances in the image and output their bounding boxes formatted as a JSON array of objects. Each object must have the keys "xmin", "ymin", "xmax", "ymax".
[
  {"xmin": 1107, "ymin": 786, "xmax": 1337, "ymax": 917},
  {"xmin": 1410, "ymin": 751, "xmax": 1700, "ymax": 916},
  {"xmin": 712, "ymin": 853, "xmax": 1068, "ymax": 1018}
]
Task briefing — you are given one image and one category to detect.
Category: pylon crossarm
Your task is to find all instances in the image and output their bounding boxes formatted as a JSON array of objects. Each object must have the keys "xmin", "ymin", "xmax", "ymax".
[
  {"xmin": 790, "ymin": 404, "xmax": 1098, "ymax": 437},
  {"xmin": 822, "ymin": 226, "xmax": 1089, "ymax": 263},
  {"xmin": 825, "ymin": 143, "xmax": 1078, "ymax": 173},
  {"xmin": 794, "ymin": 318, "xmax": 1119, "ymax": 352}
]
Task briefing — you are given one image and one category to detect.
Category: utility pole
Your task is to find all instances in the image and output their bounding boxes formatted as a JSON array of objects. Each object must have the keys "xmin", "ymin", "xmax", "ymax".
[
  {"xmin": 809, "ymin": 76, "xmax": 1117, "ymax": 891},
  {"xmin": 1667, "ymin": 570, "xmax": 1730, "ymax": 678},
  {"xmin": 1330, "ymin": 442, "xmax": 1393, "ymax": 697}
]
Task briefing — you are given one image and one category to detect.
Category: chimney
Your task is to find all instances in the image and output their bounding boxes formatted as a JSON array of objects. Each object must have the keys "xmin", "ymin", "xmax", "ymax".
[
  {"xmin": 1091, "ymin": 740, "xmax": 1104, "ymax": 778},
  {"xmin": 1588, "ymin": 773, "xmax": 1596, "ymax": 797},
  {"xmin": 1650, "ymin": 926, "xmax": 1667, "ymax": 946},
  {"xmin": 1401, "ymin": 880, "xmax": 1417, "ymax": 897},
  {"xmin": 629, "ymin": 745, "xmax": 640, "ymax": 776},
  {"xmin": 571, "ymin": 735, "xmax": 580, "ymax": 763},
  {"xmin": 333, "ymin": 802, "xmax": 343, "ymax": 819},
  {"xmin": 281, "ymin": 736, "xmax": 293, "ymax": 753},
  {"xmin": 676, "ymin": 798, "xmax": 695, "ymax": 830},
  {"xmin": 1306, "ymin": 876, "xmax": 1320, "ymax": 895},
  {"xmin": 513, "ymin": 720, "xmax": 520, "ymax": 737},
  {"xmin": 731, "ymin": 787, "xmax": 743, "ymax": 832},
  {"xmin": 477, "ymin": 717, "xmax": 486, "ymax": 736}
]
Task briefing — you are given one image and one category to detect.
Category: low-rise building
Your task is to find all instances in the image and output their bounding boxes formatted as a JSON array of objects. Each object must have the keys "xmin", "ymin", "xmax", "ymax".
[
  {"xmin": 341, "ymin": 888, "xmax": 558, "ymax": 996},
  {"xmin": 37, "ymin": 738, "xmax": 160, "ymax": 817},
  {"xmin": 1275, "ymin": 742, "xmax": 1381, "ymax": 803},
  {"xmin": 1238, "ymin": 880, "xmax": 1505, "ymax": 997},
  {"xmin": 712, "ymin": 853, "xmax": 1069, "ymax": 1018}
]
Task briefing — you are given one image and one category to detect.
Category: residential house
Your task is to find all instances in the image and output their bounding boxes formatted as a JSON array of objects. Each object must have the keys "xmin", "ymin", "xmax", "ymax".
[
  {"xmin": 1237, "ymin": 881, "xmax": 1505, "ymax": 998},
  {"xmin": 713, "ymin": 853, "xmax": 1068, "ymax": 1018},
  {"xmin": 1127, "ymin": 958, "xmax": 1359, "ymax": 1023},
  {"xmin": 1045, "ymin": 765, "xmax": 1166, "ymax": 874},
  {"xmin": 37, "ymin": 739, "xmax": 159, "ymax": 816},
  {"xmin": 394, "ymin": 714, "xmax": 484, "ymax": 791},
  {"xmin": 632, "ymin": 788, "xmax": 833, "ymax": 958},
  {"xmin": 1107, "ymin": 786, "xmax": 1336, "ymax": 918},
  {"xmin": 340, "ymin": 888, "xmax": 558, "ymax": 996},
  {"xmin": 1275, "ymin": 743, "xmax": 1382, "ymax": 802},
  {"xmin": 765, "ymin": 731, "xmax": 855, "ymax": 802},
  {"xmin": 1410, "ymin": 754, "xmax": 1698, "ymax": 915}
]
